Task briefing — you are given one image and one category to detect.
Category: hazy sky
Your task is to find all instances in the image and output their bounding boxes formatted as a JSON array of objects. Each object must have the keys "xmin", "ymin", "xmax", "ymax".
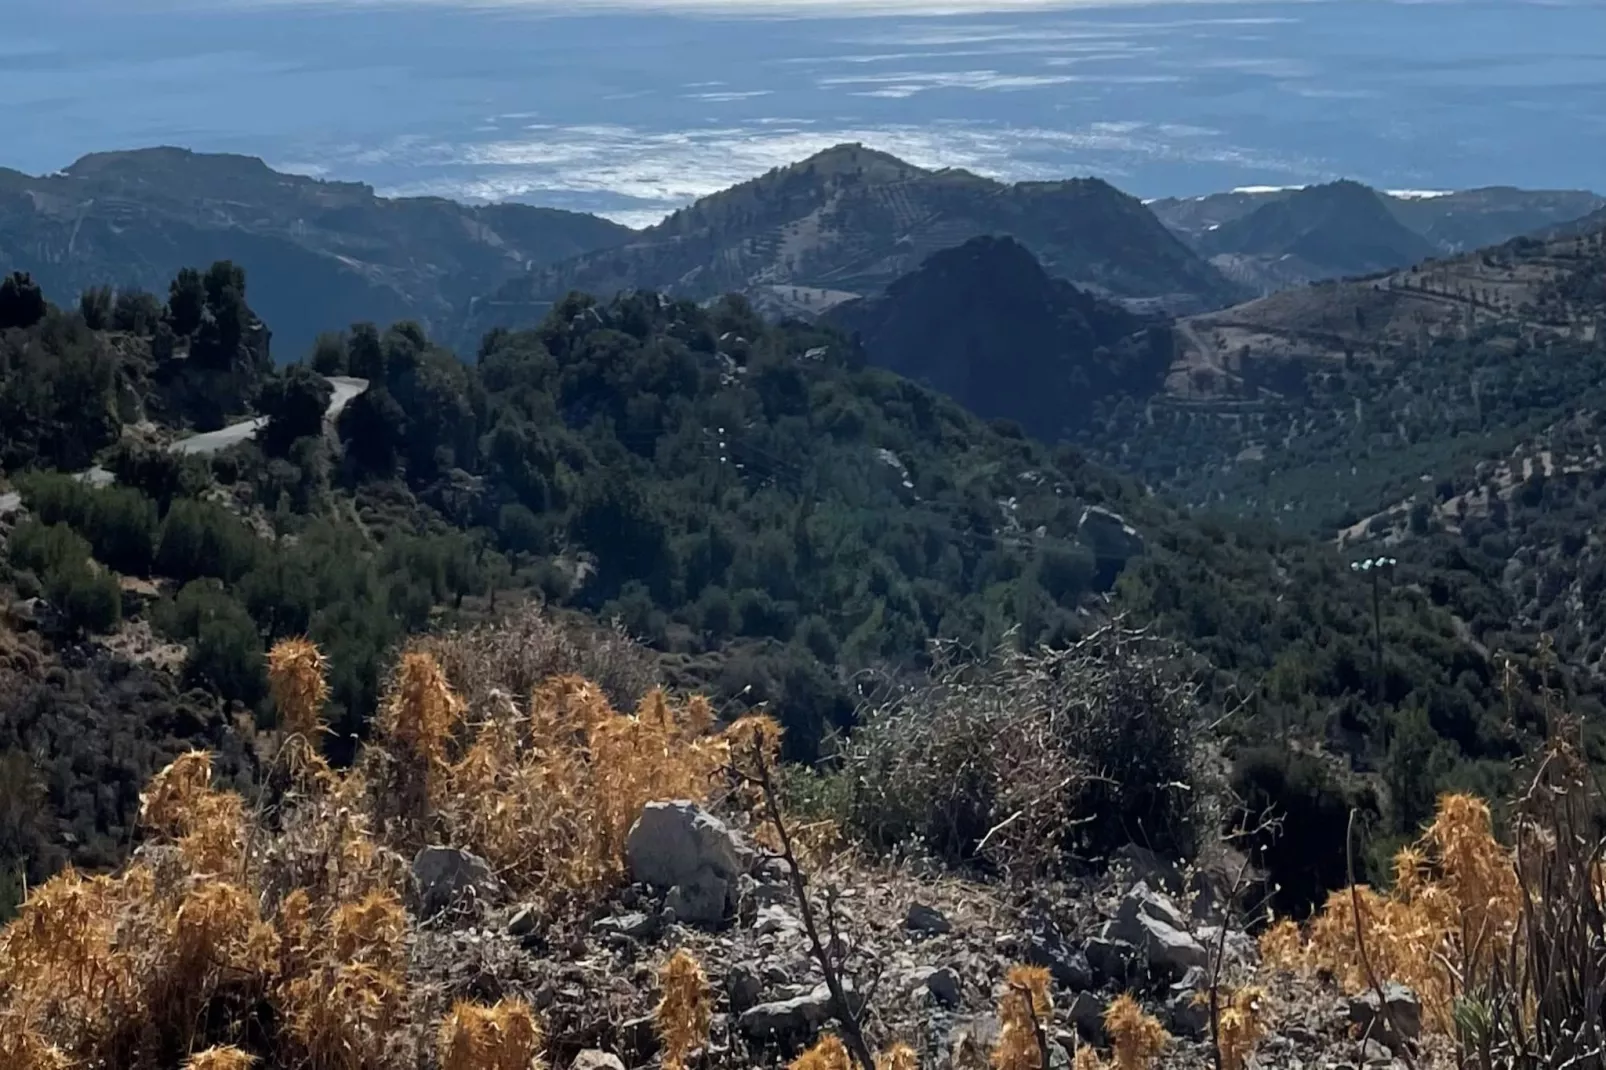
[
  {"xmin": 19, "ymin": 0, "xmax": 1326, "ymax": 14},
  {"xmin": 5, "ymin": 0, "xmax": 1601, "ymax": 220}
]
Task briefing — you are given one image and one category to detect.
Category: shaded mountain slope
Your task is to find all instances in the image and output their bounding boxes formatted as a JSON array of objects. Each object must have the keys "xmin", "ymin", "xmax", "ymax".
[
  {"xmin": 826, "ymin": 236, "xmax": 1168, "ymax": 441},
  {"xmin": 1197, "ymin": 181, "xmax": 1439, "ymax": 291},
  {"xmin": 0, "ymin": 148, "xmax": 633, "ymax": 361},
  {"xmin": 1387, "ymin": 186, "xmax": 1606, "ymax": 251},
  {"xmin": 464, "ymin": 144, "xmax": 1245, "ymax": 341},
  {"xmin": 1151, "ymin": 181, "xmax": 1604, "ymax": 293}
]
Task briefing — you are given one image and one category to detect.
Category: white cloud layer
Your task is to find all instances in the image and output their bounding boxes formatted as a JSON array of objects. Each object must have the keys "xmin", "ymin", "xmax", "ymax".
[{"xmin": 298, "ymin": 118, "xmax": 1326, "ymax": 228}]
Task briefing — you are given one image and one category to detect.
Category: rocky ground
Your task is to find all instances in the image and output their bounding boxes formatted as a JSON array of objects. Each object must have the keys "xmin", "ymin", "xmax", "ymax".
[{"xmin": 402, "ymin": 801, "xmax": 1449, "ymax": 1070}]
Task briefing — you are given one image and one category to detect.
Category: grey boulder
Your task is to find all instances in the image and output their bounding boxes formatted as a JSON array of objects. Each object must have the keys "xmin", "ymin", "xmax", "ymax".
[{"xmin": 627, "ymin": 801, "xmax": 744, "ymax": 926}]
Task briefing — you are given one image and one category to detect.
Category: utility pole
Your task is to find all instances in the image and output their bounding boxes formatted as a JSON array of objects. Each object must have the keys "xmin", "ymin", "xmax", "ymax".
[{"xmin": 1350, "ymin": 556, "xmax": 1398, "ymax": 704}]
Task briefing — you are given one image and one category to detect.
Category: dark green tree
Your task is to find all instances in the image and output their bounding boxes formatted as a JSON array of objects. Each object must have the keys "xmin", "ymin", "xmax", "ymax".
[
  {"xmin": 166, "ymin": 268, "xmax": 206, "ymax": 336},
  {"xmin": 112, "ymin": 289, "xmax": 165, "ymax": 335},
  {"xmin": 0, "ymin": 272, "xmax": 46, "ymax": 331},
  {"xmin": 78, "ymin": 286, "xmax": 114, "ymax": 331},
  {"xmin": 257, "ymin": 365, "xmax": 334, "ymax": 457}
]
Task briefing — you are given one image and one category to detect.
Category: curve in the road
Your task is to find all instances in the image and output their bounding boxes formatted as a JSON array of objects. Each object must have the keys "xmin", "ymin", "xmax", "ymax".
[{"xmin": 0, "ymin": 375, "xmax": 369, "ymax": 515}]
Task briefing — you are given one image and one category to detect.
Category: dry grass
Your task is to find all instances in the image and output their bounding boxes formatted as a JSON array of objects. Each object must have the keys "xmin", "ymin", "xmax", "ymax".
[
  {"xmin": 843, "ymin": 626, "xmax": 1203, "ymax": 879},
  {"xmin": 184, "ymin": 1047, "xmax": 259, "ymax": 1070},
  {"xmin": 1266, "ymin": 791, "xmax": 1522, "ymax": 1031},
  {"xmin": 657, "ymin": 949, "xmax": 713, "ymax": 1070},
  {"xmin": 0, "ymin": 634, "xmax": 774, "ymax": 1070},
  {"xmin": 437, "ymin": 999, "xmax": 546, "ymax": 1070},
  {"xmin": 1263, "ymin": 720, "xmax": 1606, "ymax": 1068}
]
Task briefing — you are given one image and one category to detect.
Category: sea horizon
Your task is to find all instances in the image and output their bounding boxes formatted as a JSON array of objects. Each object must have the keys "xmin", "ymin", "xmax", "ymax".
[{"xmin": 5, "ymin": 0, "xmax": 1604, "ymax": 227}]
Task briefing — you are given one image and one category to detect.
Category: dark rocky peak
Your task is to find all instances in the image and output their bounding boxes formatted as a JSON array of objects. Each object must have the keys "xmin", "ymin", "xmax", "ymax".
[{"xmin": 827, "ymin": 235, "xmax": 1167, "ymax": 442}]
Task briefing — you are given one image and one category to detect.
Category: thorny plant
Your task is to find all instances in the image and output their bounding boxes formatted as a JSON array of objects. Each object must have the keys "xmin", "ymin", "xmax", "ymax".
[
  {"xmin": 0, "ymin": 634, "xmax": 773, "ymax": 1069},
  {"xmin": 982, "ymin": 965, "xmax": 1171, "ymax": 1070},
  {"xmin": 992, "ymin": 965, "xmax": 1053, "ymax": 1070},
  {"xmin": 733, "ymin": 732, "xmax": 879, "ymax": 1070},
  {"xmin": 657, "ymin": 949, "xmax": 713, "ymax": 1070},
  {"xmin": 1260, "ymin": 661, "xmax": 1606, "ymax": 1070}
]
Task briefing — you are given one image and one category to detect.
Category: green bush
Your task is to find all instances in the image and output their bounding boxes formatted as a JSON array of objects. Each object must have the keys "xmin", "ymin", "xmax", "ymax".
[
  {"xmin": 16, "ymin": 474, "xmax": 159, "ymax": 575},
  {"xmin": 7, "ymin": 518, "xmax": 92, "ymax": 578},
  {"xmin": 155, "ymin": 499, "xmax": 259, "ymax": 584},
  {"xmin": 154, "ymin": 580, "xmax": 267, "ymax": 708},
  {"xmin": 47, "ymin": 561, "xmax": 122, "ymax": 635},
  {"xmin": 107, "ymin": 441, "xmax": 209, "ymax": 510}
]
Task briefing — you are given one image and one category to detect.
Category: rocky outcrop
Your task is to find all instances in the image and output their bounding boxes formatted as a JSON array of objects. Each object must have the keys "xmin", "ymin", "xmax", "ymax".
[
  {"xmin": 739, "ymin": 983, "xmax": 862, "ymax": 1041},
  {"xmin": 626, "ymin": 800, "xmax": 746, "ymax": 927},
  {"xmin": 410, "ymin": 846, "xmax": 503, "ymax": 919},
  {"xmin": 1349, "ymin": 983, "xmax": 1422, "ymax": 1053}
]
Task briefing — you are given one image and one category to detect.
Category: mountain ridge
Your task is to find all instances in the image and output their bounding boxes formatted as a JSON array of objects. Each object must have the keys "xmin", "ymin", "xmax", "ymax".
[
  {"xmin": 0, "ymin": 147, "xmax": 636, "ymax": 362},
  {"xmin": 1151, "ymin": 180, "xmax": 1605, "ymax": 292},
  {"xmin": 461, "ymin": 143, "xmax": 1249, "ymax": 343}
]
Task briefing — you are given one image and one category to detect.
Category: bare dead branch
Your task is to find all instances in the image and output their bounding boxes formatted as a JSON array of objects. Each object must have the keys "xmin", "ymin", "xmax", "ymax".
[{"xmin": 737, "ymin": 737, "xmax": 876, "ymax": 1070}]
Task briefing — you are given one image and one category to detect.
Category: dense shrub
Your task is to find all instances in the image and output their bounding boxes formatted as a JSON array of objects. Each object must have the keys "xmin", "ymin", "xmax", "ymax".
[
  {"xmin": 7, "ymin": 518, "xmax": 92, "ymax": 579},
  {"xmin": 153, "ymin": 581, "xmax": 268, "ymax": 709},
  {"xmin": 18, "ymin": 472, "xmax": 161, "ymax": 575},
  {"xmin": 47, "ymin": 561, "xmax": 123, "ymax": 636},
  {"xmin": 155, "ymin": 499, "xmax": 260, "ymax": 584},
  {"xmin": 839, "ymin": 625, "xmax": 1204, "ymax": 877},
  {"xmin": 1232, "ymin": 746, "xmax": 1380, "ymax": 916}
]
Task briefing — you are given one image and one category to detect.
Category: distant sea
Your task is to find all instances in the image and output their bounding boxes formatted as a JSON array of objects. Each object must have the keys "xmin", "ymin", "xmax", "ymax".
[{"xmin": 5, "ymin": 0, "xmax": 1605, "ymax": 227}]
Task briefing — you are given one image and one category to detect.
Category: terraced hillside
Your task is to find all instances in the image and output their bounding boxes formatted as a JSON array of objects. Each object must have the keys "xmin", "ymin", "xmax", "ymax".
[
  {"xmin": 463, "ymin": 144, "xmax": 1245, "ymax": 342},
  {"xmin": 1080, "ymin": 222, "xmax": 1606, "ymax": 531}
]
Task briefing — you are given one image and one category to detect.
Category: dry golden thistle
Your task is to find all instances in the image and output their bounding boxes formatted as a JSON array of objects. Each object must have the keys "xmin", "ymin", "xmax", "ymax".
[
  {"xmin": 876, "ymin": 1042, "xmax": 920, "ymax": 1070},
  {"xmin": 1257, "ymin": 918, "xmax": 1304, "ymax": 972},
  {"xmin": 992, "ymin": 965, "xmax": 1053, "ymax": 1070},
  {"xmin": 268, "ymin": 637, "xmax": 329, "ymax": 739},
  {"xmin": 722, "ymin": 713, "xmax": 784, "ymax": 769},
  {"xmin": 379, "ymin": 651, "xmax": 462, "ymax": 767},
  {"xmin": 1216, "ymin": 987, "xmax": 1267, "ymax": 1070},
  {"xmin": 657, "ymin": 949, "xmax": 712, "ymax": 1070},
  {"xmin": 0, "ymin": 866, "xmax": 119, "ymax": 996},
  {"xmin": 1421, "ymin": 793, "xmax": 1520, "ymax": 949},
  {"xmin": 437, "ymin": 664, "xmax": 747, "ymax": 901},
  {"xmin": 683, "ymin": 693, "xmax": 715, "ymax": 736},
  {"xmin": 1287, "ymin": 790, "xmax": 1524, "ymax": 1032},
  {"xmin": 1071, "ymin": 1047, "xmax": 1105, "ymax": 1070},
  {"xmin": 282, "ymin": 961, "xmax": 405, "ymax": 1070},
  {"xmin": 635, "ymin": 687, "xmax": 676, "ymax": 733},
  {"xmin": 793, "ymin": 1034, "xmax": 854, "ymax": 1070},
  {"xmin": 184, "ymin": 1046, "xmax": 259, "ymax": 1070},
  {"xmin": 138, "ymin": 750, "xmax": 217, "ymax": 839},
  {"xmin": 136, "ymin": 750, "xmax": 247, "ymax": 874},
  {"xmin": 329, "ymin": 890, "xmax": 409, "ymax": 975},
  {"xmin": 1103, "ymin": 994, "xmax": 1167, "ymax": 1070},
  {"xmin": 166, "ymin": 879, "xmax": 275, "ymax": 983},
  {"xmin": 437, "ymin": 999, "xmax": 545, "ymax": 1070}
]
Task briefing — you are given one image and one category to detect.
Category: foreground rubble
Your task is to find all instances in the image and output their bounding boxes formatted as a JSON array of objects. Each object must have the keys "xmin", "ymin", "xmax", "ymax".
[{"xmin": 412, "ymin": 797, "xmax": 1444, "ymax": 1070}]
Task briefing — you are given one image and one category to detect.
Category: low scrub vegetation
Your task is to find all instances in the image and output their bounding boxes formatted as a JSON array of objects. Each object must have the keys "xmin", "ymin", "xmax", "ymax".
[
  {"xmin": 1263, "ymin": 710, "xmax": 1606, "ymax": 1068},
  {"xmin": 834, "ymin": 624, "xmax": 1204, "ymax": 877},
  {"xmin": 0, "ymin": 636, "xmax": 774, "ymax": 1067}
]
